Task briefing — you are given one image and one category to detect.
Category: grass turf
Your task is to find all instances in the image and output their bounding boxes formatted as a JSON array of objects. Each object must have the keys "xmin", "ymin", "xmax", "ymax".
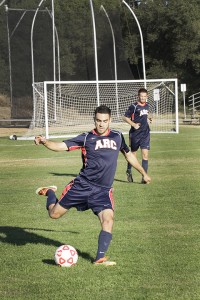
[{"xmin": 0, "ymin": 126, "xmax": 200, "ymax": 299}]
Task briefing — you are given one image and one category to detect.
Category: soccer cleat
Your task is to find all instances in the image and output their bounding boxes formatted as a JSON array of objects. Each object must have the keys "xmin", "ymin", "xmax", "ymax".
[
  {"xmin": 93, "ymin": 256, "xmax": 116, "ymax": 266},
  {"xmin": 126, "ymin": 170, "xmax": 133, "ymax": 183},
  {"xmin": 35, "ymin": 185, "xmax": 57, "ymax": 196}
]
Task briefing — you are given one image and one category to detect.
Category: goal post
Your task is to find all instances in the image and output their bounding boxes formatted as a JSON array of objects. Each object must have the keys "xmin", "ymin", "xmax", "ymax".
[{"xmin": 20, "ymin": 79, "xmax": 179, "ymax": 140}]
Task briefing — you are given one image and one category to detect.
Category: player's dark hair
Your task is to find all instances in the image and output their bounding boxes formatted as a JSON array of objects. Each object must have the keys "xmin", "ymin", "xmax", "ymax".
[
  {"xmin": 138, "ymin": 88, "xmax": 148, "ymax": 95},
  {"xmin": 94, "ymin": 105, "xmax": 111, "ymax": 117}
]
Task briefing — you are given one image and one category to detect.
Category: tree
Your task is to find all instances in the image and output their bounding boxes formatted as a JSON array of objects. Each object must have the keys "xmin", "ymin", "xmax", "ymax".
[
  {"xmin": 0, "ymin": 0, "xmax": 200, "ymax": 99},
  {"xmin": 123, "ymin": 0, "xmax": 200, "ymax": 94},
  {"xmin": 0, "ymin": 7, "xmax": 9, "ymax": 93}
]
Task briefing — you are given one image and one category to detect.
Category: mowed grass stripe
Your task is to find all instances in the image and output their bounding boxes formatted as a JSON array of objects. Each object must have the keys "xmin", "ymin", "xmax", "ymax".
[{"xmin": 0, "ymin": 126, "xmax": 200, "ymax": 300}]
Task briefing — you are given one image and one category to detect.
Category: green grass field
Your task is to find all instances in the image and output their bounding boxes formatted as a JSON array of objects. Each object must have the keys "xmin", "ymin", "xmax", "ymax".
[{"xmin": 0, "ymin": 126, "xmax": 200, "ymax": 300}]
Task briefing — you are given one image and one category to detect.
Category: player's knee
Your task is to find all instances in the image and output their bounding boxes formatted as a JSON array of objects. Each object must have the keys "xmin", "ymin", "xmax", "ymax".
[
  {"xmin": 104, "ymin": 217, "xmax": 113, "ymax": 225},
  {"xmin": 49, "ymin": 211, "xmax": 61, "ymax": 219},
  {"xmin": 142, "ymin": 152, "xmax": 148, "ymax": 160},
  {"xmin": 102, "ymin": 216, "xmax": 114, "ymax": 231}
]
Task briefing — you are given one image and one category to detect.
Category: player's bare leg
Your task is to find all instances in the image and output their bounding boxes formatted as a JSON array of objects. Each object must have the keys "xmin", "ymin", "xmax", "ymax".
[
  {"xmin": 126, "ymin": 137, "xmax": 134, "ymax": 182},
  {"xmin": 126, "ymin": 151, "xmax": 137, "ymax": 182},
  {"xmin": 48, "ymin": 202, "xmax": 68, "ymax": 219},
  {"xmin": 98, "ymin": 208, "xmax": 114, "ymax": 232},
  {"xmin": 141, "ymin": 148, "xmax": 149, "ymax": 183},
  {"xmin": 94, "ymin": 209, "xmax": 116, "ymax": 266},
  {"xmin": 36, "ymin": 186, "xmax": 68, "ymax": 218}
]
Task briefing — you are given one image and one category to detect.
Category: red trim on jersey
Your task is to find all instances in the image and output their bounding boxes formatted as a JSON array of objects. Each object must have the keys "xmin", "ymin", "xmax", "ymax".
[
  {"xmin": 137, "ymin": 101, "xmax": 147, "ymax": 107},
  {"xmin": 92, "ymin": 129, "xmax": 97, "ymax": 135},
  {"xmin": 81, "ymin": 147, "xmax": 87, "ymax": 168},
  {"xmin": 68, "ymin": 145, "xmax": 82, "ymax": 151},
  {"xmin": 131, "ymin": 113, "xmax": 134, "ymax": 121},
  {"xmin": 92, "ymin": 128, "xmax": 110, "ymax": 136},
  {"xmin": 109, "ymin": 188, "xmax": 114, "ymax": 210}
]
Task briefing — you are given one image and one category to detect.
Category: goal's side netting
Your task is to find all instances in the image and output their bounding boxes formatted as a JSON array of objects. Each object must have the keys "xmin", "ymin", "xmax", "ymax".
[{"xmin": 20, "ymin": 79, "xmax": 178, "ymax": 139}]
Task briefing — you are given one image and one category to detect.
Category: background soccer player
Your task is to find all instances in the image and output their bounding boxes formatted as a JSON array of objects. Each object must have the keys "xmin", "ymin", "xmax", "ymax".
[
  {"xmin": 34, "ymin": 105, "xmax": 151, "ymax": 266},
  {"xmin": 123, "ymin": 88, "xmax": 152, "ymax": 183}
]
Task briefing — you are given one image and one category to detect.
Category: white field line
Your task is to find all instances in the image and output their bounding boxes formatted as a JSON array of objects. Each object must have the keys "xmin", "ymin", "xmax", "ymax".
[
  {"xmin": 1, "ymin": 148, "xmax": 200, "ymax": 164},
  {"xmin": 0, "ymin": 156, "xmax": 78, "ymax": 164}
]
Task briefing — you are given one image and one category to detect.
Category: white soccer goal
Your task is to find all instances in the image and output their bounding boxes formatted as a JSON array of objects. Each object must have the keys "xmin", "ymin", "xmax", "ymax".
[{"xmin": 20, "ymin": 79, "xmax": 178, "ymax": 139}]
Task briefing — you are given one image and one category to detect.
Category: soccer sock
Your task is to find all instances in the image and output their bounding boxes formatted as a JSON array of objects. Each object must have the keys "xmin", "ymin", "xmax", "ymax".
[
  {"xmin": 46, "ymin": 189, "xmax": 58, "ymax": 210},
  {"xmin": 142, "ymin": 159, "xmax": 148, "ymax": 174},
  {"xmin": 95, "ymin": 230, "xmax": 112, "ymax": 261},
  {"xmin": 127, "ymin": 162, "xmax": 132, "ymax": 172}
]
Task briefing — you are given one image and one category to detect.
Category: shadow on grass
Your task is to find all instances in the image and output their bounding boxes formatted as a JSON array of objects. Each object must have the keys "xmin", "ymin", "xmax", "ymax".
[
  {"xmin": 43, "ymin": 259, "xmax": 56, "ymax": 266},
  {"xmin": 50, "ymin": 172, "xmax": 141, "ymax": 185},
  {"xmin": 43, "ymin": 250, "xmax": 93, "ymax": 266},
  {"xmin": 50, "ymin": 172, "xmax": 78, "ymax": 177},
  {"xmin": 0, "ymin": 226, "xmax": 79, "ymax": 247},
  {"xmin": 0, "ymin": 226, "xmax": 93, "ymax": 263},
  {"xmin": 114, "ymin": 178, "xmax": 141, "ymax": 184}
]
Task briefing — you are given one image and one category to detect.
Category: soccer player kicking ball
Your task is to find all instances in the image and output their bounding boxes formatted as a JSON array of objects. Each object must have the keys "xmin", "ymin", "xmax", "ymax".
[
  {"xmin": 35, "ymin": 105, "xmax": 151, "ymax": 266},
  {"xmin": 123, "ymin": 88, "xmax": 152, "ymax": 183}
]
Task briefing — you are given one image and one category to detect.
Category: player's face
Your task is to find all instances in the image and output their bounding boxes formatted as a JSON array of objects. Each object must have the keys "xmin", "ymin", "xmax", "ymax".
[
  {"xmin": 94, "ymin": 113, "xmax": 111, "ymax": 136},
  {"xmin": 138, "ymin": 92, "xmax": 148, "ymax": 104}
]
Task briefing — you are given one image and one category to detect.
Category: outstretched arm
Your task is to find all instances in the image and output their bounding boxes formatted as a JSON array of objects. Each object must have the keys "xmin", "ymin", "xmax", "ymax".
[
  {"xmin": 34, "ymin": 135, "xmax": 68, "ymax": 152},
  {"xmin": 123, "ymin": 151, "xmax": 151, "ymax": 184}
]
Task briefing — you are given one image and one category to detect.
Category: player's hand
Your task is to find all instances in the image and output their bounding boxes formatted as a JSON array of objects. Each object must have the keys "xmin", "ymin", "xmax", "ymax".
[
  {"xmin": 34, "ymin": 135, "xmax": 46, "ymax": 145},
  {"xmin": 143, "ymin": 174, "xmax": 151, "ymax": 184},
  {"xmin": 149, "ymin": 118, "xmax": 153, "ymax": 123},
  {"xmin": 133, "ymin": 123, "xmax": 141, "ymax": 130}
]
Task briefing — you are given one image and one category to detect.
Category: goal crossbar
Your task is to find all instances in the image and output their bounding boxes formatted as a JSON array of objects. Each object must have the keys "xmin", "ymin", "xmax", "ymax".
[{"xmin": 19, "ymin": 79, "xmax": 179, "ymax": 140}]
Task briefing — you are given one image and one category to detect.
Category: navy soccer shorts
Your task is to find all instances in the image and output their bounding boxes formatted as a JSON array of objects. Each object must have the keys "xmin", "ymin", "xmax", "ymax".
[
  {"xmin": 58, "ymin": 176, "xmax": 114, "ymax": 215},
  {"xmin": 129, "ymin": 131, "xmax": 150, "ymax": 152}
]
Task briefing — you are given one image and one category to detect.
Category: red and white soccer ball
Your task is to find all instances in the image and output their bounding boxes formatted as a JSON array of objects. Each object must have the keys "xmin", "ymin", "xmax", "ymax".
[{"xmin": 54, "ymin": 245, "xmax": 78, "ymax": 267}]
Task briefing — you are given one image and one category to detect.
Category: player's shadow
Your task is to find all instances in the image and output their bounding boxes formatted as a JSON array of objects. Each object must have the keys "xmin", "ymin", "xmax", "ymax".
[
  {"xmin": 50, "ymin": 173, "xmax": 141, "ymax": 185},
  {"xmin": 0, "ymin": 226, "xmax": 78, "ymax": 247},
  {"xmin": 51, "ymin": 173, "xmax": 141, "ymax": 184},
  {"xmin": 0, "ymin": 226, "xmax": 93, "ymax": 263},
  {"xmin": 50, "ymin": 172, "xmax": 78, "ymax": 177},
  {"xmin": 114, "ymin": 178, "xmax": 140, "ymax": 184}
]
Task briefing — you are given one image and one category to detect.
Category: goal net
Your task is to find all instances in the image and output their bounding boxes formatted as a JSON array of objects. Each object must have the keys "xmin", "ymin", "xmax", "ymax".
[{"xmin": 20, "ymin": 79, "xmax": 178, "ymax": 139}]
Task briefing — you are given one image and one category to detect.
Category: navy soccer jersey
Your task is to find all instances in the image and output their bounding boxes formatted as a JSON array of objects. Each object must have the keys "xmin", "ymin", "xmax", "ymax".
[
  {"xmin": 124, "ymin": 101, "xmax": 150, "ymax": 134},
  {"xmin": 63, "ymin": 129, "xmax": 130, "ymax": 188}
]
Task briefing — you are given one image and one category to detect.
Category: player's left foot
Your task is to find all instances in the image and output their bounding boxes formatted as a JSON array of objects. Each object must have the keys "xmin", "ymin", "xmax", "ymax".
[
  {"xmin": 35, "ymin": 186, "xmax": 57, "ymax": 196},
  {"xmin": 93, "ymin": 256, "xmax": 116, "ymax": 266}
]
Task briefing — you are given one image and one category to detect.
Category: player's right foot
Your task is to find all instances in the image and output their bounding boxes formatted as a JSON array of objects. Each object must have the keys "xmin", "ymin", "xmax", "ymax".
[
  {"xmin": 93, "ymin": 257, "xmax": 116, "ymax": 266},
  {"xmin": 126, "ymin": 170, "xmax": 133, "ymax": 183},
  {"xmin": 35, "ymin": 186, "xmax": 57, "ymax": 196}
]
